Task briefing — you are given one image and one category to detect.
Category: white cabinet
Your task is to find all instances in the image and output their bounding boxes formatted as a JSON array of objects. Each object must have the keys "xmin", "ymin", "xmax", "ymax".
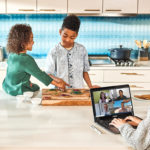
[
  {"xmin": 138, "ymin": 0, "xmax": 150, "ymax": 14},
  {"xmin": 88, "ymin": 70, "xmax": 103, "ymax": 83},
  {"xmin": 7, "ymin": 0, "xmax": 36, "ymax": 14},
  {"xmin": 37, "ymin": 0, "xmax": 67, "ymax": 14},
  {"xmin": 68, "ymin": 0, "xmax": 102, "ymax": 15},
  {"xmin": 0, "ymin": 0, "xmax": 6, "ymax": 13},
  {"xmin": 89, "ymin": 68, "xmax": 150, "ymax": 91},
  {"xmin": 103, "ymin": 70, "xmax": 150, "ymax": 83},
  {"xmin": 103, "ymin": 0, "xmax": 137, "ymax": 15}
]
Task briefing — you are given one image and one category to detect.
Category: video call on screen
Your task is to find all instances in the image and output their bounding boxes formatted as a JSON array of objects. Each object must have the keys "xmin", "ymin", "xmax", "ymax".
[{"xmin": 93, "ymin": 87, "xmax": 132, "ymax": 117}]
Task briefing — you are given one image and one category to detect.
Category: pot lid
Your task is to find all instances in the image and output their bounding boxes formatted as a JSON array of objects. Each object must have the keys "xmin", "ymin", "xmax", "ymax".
[{"xmin": 109, "ymin": 45, "xmax": 132, "ymax": 51}]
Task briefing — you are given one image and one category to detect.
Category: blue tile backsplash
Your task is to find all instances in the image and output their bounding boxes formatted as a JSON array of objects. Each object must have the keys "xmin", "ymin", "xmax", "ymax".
[{"xmin": 0, "ymin": 14, "xmax": 150, "ymax": 58}]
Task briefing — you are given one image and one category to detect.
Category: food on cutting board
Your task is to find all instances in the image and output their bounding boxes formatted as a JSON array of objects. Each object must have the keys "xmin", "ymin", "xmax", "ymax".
[
  {"xmin": 134, "ymin": 94, "xmax": 150, "ymax": 100},
  {"xmin": 41, "ymin": 89, "xmax": 91, "ymax": 106}
]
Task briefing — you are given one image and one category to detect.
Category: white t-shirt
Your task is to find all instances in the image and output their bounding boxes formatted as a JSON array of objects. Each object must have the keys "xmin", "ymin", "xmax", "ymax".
[{"xmin": 45, "ymin": 42, "xmax": 90, "ymax": 88}]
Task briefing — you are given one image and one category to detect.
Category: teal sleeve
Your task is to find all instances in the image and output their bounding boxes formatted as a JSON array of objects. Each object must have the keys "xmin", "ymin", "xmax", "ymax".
[{"xmin": 24, "ymin": 56, "xmax": 53, "ymax": 86}]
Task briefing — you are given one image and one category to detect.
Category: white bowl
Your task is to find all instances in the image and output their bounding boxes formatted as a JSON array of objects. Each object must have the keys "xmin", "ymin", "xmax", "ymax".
[
  {"xmin": 23, "ymin": 92, "xmax": 33, "ymax": 98},
  {"xmin": 31, "ymin": 98, "xmax": 41, "ymax": 105},
  {"xmin": 16, "ymin": 95, "xmax": 25, "ymax": 101}
]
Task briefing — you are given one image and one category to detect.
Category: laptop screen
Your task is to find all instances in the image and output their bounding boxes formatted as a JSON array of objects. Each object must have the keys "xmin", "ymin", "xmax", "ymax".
[{"xmin": 90, "ymin": 84, "xmax": 134, "ymax": 118}]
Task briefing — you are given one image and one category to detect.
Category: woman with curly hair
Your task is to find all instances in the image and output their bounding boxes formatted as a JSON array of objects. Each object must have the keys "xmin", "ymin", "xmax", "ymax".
[{"xmin": 2, "ymin": 24, "xmax": 69, "ymax": 96}]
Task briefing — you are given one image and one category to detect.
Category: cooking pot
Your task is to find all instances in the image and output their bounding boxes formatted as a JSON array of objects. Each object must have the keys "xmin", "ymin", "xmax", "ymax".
[{"xmin": 109, "ymin": 45, "xmax": 132, "ymax": 60}]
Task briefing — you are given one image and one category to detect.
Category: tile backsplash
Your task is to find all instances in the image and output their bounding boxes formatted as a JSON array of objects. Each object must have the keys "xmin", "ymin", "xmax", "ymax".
[{"xmin": 0, "ymin": 14, "xmax": 150, "ymax": 58}]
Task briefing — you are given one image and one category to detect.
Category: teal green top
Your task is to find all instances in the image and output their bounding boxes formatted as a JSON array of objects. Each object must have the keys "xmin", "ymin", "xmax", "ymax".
[{"xmin": 2, "ymin": 53, "xmax": 53, "ymax": 96}]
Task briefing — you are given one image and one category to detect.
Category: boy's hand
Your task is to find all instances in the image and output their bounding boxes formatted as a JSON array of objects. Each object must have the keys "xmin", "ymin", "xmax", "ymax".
[
  {"xmin": 90, "ymin": 85, "xmax": 100, "ymax": 88},
  {"xmin": 110, "ymin": 118, "xmax": 126, "ymax": 128},
  {"xmin": 124, "ymin": 116, "xmax": 142, "ymax": 126}
]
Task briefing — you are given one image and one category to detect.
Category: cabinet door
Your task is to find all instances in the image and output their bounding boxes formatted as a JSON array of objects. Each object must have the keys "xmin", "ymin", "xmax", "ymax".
[
  {"xmin": 37, "ymin": 0, "xmax": 67, "ymax": 14},
  {"xmin": 68, "ymin": 0, "xmax": 102, "ymax": 14},
  {"xmin": 103, "ymin": 70, "xmax": 150, "ymax": 83},
  {"xmin": 103, "ymin": 0, "xmax": 137, "ymax": 14},
  {"xmin": 7, "ymin": 0, "xmax": 36, "ymax": 14},
  {"xmin": 138, "ymin": 0, "xmax": 150, "ymax": 14},
  {"xmin": 0, "ymin": 0, "xmax": 6, "ymax": 13}
]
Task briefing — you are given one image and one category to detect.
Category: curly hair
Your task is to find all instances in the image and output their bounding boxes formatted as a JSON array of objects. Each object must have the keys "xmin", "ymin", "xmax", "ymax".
[
  {"xmin": 61, "ymin": 14, "xmax": 80, "ymax": 33},
  {"xmin": 7, "ymin": 24, "xmax": 32, "ymax": 54}
]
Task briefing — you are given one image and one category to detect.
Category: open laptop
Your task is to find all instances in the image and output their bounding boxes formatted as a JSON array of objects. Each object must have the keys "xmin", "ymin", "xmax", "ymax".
[{"xmin": 90, "ymin": 84, "xmax": 135, "ymax": 134}]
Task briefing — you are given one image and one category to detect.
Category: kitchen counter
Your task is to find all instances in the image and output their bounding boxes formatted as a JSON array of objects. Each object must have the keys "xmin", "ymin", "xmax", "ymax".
[
  {"xmin": 0, "ymin": 90, "xmax": 149, "ymax": 150},
  {"xmin": 2, "ymin": 59, "xmax": 150, "ymax": 70}
]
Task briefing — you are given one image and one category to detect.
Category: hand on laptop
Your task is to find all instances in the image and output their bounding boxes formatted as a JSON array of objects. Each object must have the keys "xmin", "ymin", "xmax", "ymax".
[
  {"xmin": 109, "ymin": 118, "xmax": 126, "ymax": 128},
  {"xmin": 124, "ymin": 116, "xmax": 142, "ymax": 126},
  {"xmin": 110, "ymin": 116, "xmax": 142, "ymax": 129}
]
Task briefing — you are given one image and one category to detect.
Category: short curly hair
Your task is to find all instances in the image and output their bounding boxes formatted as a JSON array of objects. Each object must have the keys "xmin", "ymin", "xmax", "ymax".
[
  {"xmin": 7, "ymin": 24, "xmax": 32, "ymax": 54},
  {"xmin": 61, "ymin": 14, "xmax": 80, "ymax": 33}
]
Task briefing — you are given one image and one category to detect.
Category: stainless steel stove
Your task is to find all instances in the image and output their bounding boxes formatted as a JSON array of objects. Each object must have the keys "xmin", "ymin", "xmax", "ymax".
[
  {"xmin": 111, "ymin": 58, "xmax": 136, "ymax": 66},
  {"xmin": 89, "ymin": 55, "xmax": 136, "ymax": 67}
]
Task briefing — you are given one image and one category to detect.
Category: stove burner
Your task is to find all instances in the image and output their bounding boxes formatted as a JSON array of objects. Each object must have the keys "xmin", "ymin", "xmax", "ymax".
[{"xmin": 111, "ymin": 58, "xmax": 136, "ymax": 66}]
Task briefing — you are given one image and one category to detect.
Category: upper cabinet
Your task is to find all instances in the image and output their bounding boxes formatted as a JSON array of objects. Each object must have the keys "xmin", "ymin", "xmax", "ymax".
[
  {"xmin": 138, "ymin": 0, "xmax": 150, "ymax": 14},
  {"xmin": 7, "ymin": 0, "xmax": 36, "ymax": 14},
  {"xmin": 3, "ymin": 0, "xmax": 150, "ymax": 15},
  {"xmin": 0, "ymin": 0, "xmax": 6, "ymax": 13},
  {"xmin": 37, "ymin": 0, "xmax": 67, "ymax": 14},
  {"xmin": 68, "ymin": 0, "xmax": 102, "ymax": 15},
  {"xmin": 103, "ymin": 0, "xmax": 137, "ymax": 15}
]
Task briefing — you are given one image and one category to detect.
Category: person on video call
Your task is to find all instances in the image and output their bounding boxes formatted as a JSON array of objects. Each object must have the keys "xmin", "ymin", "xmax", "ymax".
[
  {"xmin": 116, "ymin": 90, "xmax": 127, "ymax": 100},
  {"xmin": 116, "ymin": 90, "xmax": 131, "ymax": 103},
  {"xmin": 99, "ymin": 92, "xmax": 111, "ymax": 115}
]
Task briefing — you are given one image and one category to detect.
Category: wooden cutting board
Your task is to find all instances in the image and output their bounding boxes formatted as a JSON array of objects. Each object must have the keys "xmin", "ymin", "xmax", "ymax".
[{"xmin": 42, "ymin": 89, "xmax": 91, "ymax": 106}]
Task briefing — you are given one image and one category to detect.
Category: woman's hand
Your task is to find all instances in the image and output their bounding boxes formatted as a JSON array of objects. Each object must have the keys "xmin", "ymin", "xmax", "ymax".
[
  {"xmin": 110, "ymin": 118, "xmax": 126, "ymax": 128},
  {"xmin": 124, "ymin": 116, "xmax": 142, "ymax": 126}
]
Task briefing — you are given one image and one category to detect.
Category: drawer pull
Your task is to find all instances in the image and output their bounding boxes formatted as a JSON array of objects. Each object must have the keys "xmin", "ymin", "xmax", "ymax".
[
  {"xmin": 84, "ymin": 9, "xmax": 100, "ymax": 11},
  {"xmin": 89, "ymin": 74, "xmax": 96, "ymax": 75},
  {"xmin": 39, "ymin": 9, "xmax": 56, "ymax": 11},
  {"xmin": 130, "ymin": 85, "xmax": 143, "ymax": 88},
  {"xmin": 105, "ymin": 9, "xmax": 122, "ymax": 12},
  {"xmin": 121, "ymin": 73, "xmax": 144, "ymax": 76},
  {"xmin": 18, "ymin": 9, "xmax": 35, "ymax": 11}
]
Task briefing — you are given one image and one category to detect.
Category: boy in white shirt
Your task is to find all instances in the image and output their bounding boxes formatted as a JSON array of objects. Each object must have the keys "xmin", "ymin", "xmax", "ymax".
[{"xmin": 45, "ymin": 15, "xmax": 99, "ymax": 89}]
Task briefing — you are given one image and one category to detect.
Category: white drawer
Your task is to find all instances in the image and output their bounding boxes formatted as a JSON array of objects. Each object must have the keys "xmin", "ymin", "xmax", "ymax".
[
  {"xmin": 89, "ymin": 70, "xmax": 103, "ymax": 83},
  {"xmin": 103, "ymin": 70, "xmax": 150, "ymax": 83},
  {"xmin": 99, "ymin": 82, "xmax": 150, "ymax": 91}
]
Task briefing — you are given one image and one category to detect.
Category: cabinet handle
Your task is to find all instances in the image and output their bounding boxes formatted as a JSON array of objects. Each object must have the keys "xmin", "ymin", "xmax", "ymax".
[
  {"xmin": 105, "ymin": 9, "xmax": 122, "ymax": 12},
  {"xmin": 130, "ymin": 85, "xmax": 143, "ymax": 88},
  {"xmin": 39, "ymin": 9, "xmax": 56, "ymax": 11},
  {"xmin": 89, "ymin": 74, "xmax": 96, "ymax": 75},
  {"xmin": 120, "ymin": 73, "xmax": 144, "ymax": 76},
  {"xmin": 84, "ymin": 9, "xmax": 100, "ymax": 11},
  {"xmin": 18, "ymin": 9, "xmax": 35, "ymax": 11}
]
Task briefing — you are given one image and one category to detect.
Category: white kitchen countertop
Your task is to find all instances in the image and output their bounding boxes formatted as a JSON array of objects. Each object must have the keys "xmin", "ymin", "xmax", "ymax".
[
  {"xmin": 0, "ymin": 90, "xmax": 149, "ymax": 150},
  {"xmin": 1, "ymin": 59, "xmax": 150, "ymax": 70}
]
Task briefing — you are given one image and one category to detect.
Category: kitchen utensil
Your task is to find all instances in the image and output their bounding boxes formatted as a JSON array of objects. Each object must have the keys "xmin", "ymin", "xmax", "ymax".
[
  {"xmin": 42, "ymin": 89, "xmax": 91, "ymax": 106},
  {"xmin": 135, "ymin": 40, "xmax": 141, "ymax": 48},
  {"xmin": 109, "ymin": 45, "xmax": 132, "ymax": 60},
  {"xmin": 143, "ymin": 40, "xmax": 147, "ymax": 49}
]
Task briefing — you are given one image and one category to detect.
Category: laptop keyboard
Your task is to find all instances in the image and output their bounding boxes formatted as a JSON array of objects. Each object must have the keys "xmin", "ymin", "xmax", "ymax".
[{"xmin": 97, "ymin": 119, "xmax": 120, "ymax": 134}]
